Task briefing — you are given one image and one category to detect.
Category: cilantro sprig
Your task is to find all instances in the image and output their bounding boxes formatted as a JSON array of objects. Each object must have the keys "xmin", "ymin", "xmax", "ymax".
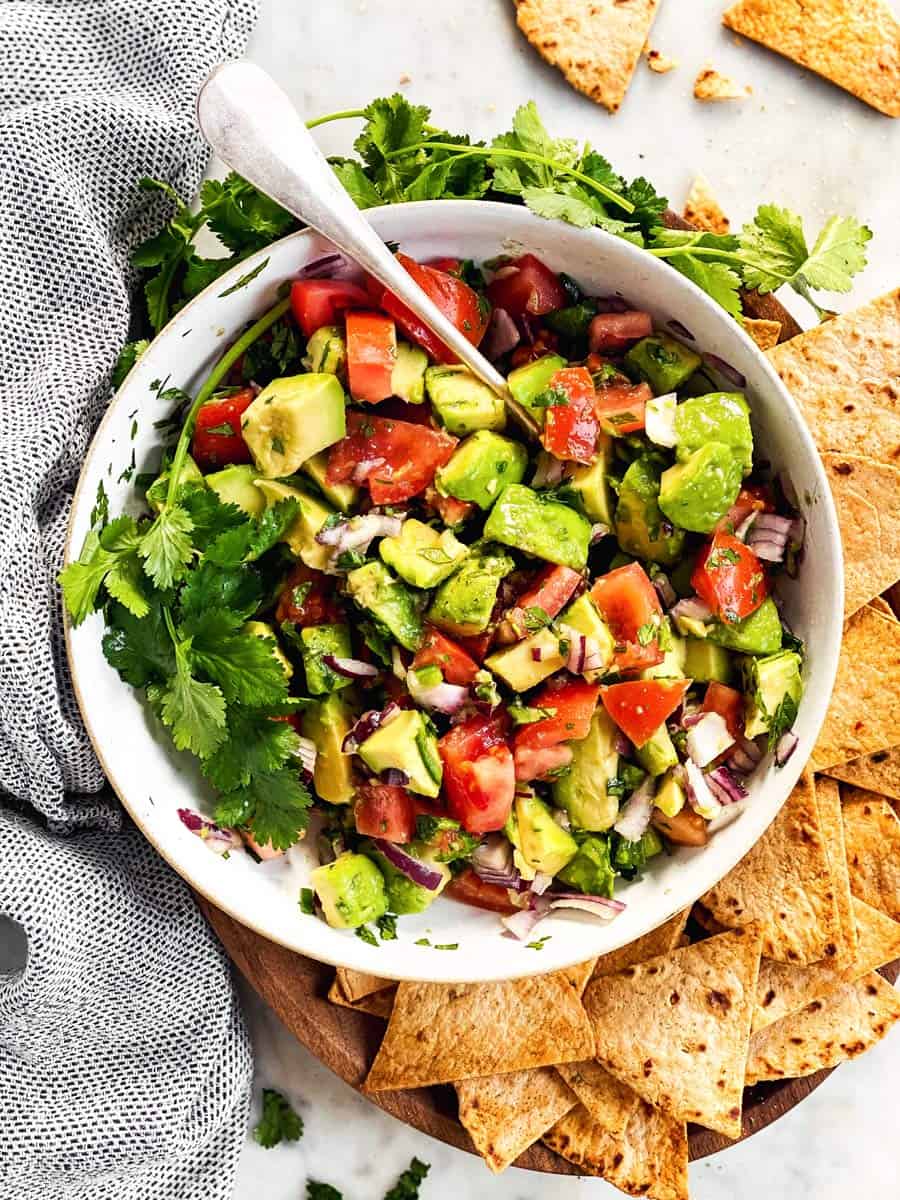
[{"xmin": 253, "ymin": 1088, "xmax": 303, "ymax": 1149}]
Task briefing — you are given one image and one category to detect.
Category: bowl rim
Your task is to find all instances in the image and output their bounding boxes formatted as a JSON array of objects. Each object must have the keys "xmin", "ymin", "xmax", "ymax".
[{"xmin": 63, "ymin": 199, "xmax": 844, "ymax": 981}]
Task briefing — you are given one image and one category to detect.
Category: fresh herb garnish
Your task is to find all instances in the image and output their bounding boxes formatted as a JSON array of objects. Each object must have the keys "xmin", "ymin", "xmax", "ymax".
[
  {"xmin": 767, "ymin": 692, "xmax": 799, "ymax": 752},
  {"xmin": 355, "ymin": 925, "xmax": 379, "ymax": 946},
  {"xmin": 377, "ymin": 913, "xmax": 398, "ymax": 941},
  {"xmin": 253, "ymin": 1088, "xmax": 303, "ymax": 1148},
  {"xmin": 299, "ymin": 888, "xmax": 315, "ymax": 915}
]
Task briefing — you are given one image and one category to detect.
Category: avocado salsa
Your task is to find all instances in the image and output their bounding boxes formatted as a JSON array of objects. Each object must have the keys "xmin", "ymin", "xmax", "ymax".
[{"xmin": 73, "ymin": 249, "xmax": 807, "ymax": 940}]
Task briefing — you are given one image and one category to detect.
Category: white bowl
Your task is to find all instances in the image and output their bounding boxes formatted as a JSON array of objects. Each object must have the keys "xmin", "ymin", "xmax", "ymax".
[{"xmin": 64, "ymin": 200, "xmax": 843, "ymax": 983}]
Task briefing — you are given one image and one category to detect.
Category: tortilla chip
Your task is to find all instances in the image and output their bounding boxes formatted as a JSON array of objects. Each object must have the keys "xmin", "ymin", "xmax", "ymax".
[
  {"xmin": 514, "ymin": 0, "xmax": 661, "ymax": 114},
  {"xmin": 693, "ymin": 66, "xmax": 751, "ymax": 100},
  {"xmin": 364, "ymin": 971, "xmax": 594, "ymax": 1091},
  {"xmin": 816, "ymin": 775, "xmax": 858, "ymax": 965},
  {"xmin": 700, "ymin": 773, "xmax": 842, "ymax": 964},
  {"xmin": 645, "ymin": 46, "xmax": 679, "ymax": 74},
  {"xmin": 822, "ymin": 453, "xmax": 900, "ymax": 617},
  {"xmin": 812, "ymin": 606, "xmax": 900, "ymax": 771},
  {"xmin": 590, "ymin": 909, "xmax": 691, "ymax": 981},
  {"xmin": 842, "ymin": 787, "xmax": 900, "ymax": 920},
  {"xmin": 335, "ymin": 968, "xmax": 393, "ymax": 1003},
  {"xmin": 868, "ymin": 596, "xmax": 896, "ymax": 619},
  {"xmin": 457, "ymin": 1067, "xmax": 578, "ymax": 1173},
  {"xmin": 743, "ymin": 318, "xmax": 782, "ymax": 352},
  {"xmin": 795, "ymin": 388, "xmax": 900, "ymax": 472},
  {"xmin": 723, "ymin": 0, "xmax": 900, "ymax": 118},
  {"xmin": 328, "ymin": 979, "xmax": 396, "ymax": 1020},
  {"xmin": 584, "ymin": 926, "xmax": 763, "ymax": 1137},
  {"xmin": 768, "ymin": 288, "xmax": 900, "ymax": 410},
  {"xmin": 683, "ymin": 176, "xmax": 730, "ymax": 234},
  {"xmin": 544, "ymin": 1100, "xmax": 689, "ymax": 1200},
  {"xmin": 746, "ymin": 971, "xmax": 900, "ymax": 1085},
  {"xmin": 826, "ymin": 746, "xmax": 900, "ymax": 803}
]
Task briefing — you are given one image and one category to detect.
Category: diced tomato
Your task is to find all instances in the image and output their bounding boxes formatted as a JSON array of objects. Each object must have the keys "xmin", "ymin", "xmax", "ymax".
[
  {"xmin": 715, "ymin": 484, "xmax": 774, "ymax": 534},
  {"xmin": 411, "ymin": 626, "xmax": 480, "ymax": 686},
  {"xmin": 445, "ymin": 868, "xmax": 520, "ymax": 914},
  {"xmin": 423, "ymin": 486, "xmax": 476, "ymax": 527},
  {"xmin": 353, "ymin": 783, "xmax": 417, "ymax": 843},
  {"xmin": 518, "ymin": 564, "xmax": 584, "ymax": 620},
  {"xmin": 513, "ymin": 741, "xmax": 574, "ymax": 782},
  {"xmin": 346, "ymin": 311, "xmax": 397, "ymax": 404},
  {"xmin": 594, "ymin": 382, "xmax": 652, "ymax": 436},
  {"xmin": 541, "ymin": 367, "xmax": 599, "ymax": 464},
  {"xmin": 290, "ymin": 279, "xmax": 370, "ymax": 338},
  {"xmin": 327, "ymin": 411, "xmax": 457, "ymax": 504},
  {"xmin": 376, "ymin": 397, "xmax": 436, "ymax": 426},
  {"xmin": 600, "ymin": 679, "xmax": 691, "ymax": 748},
  {"xmin": 275, "ymin": 564, "xmax": 342, "ymax": 627},
  {"xmin": 456, "ymin": 629, "xmax": 494, "ymax": 662},
  {"xmin": 509, "ymin": 330, "xmax": 560, "ymax": 368},
  {"xmin": 588, "ymin": 311, "xmax": 653, "ymax": 352},
  {"xmin": 439, "ymin": 714, "xmax": 515, "ymax": 833},
  {"xmin": 514, "ymin": 677, "xmax": 601, "ymax": 752},
  {"xmin": 591, "ymin": 562, "xmax": 666, "ymax": 674},
  {"xmin": 427, "ymin": 256, "xmax": 463, "ymax": 275},
  {"xmin": 486, "ymin": 254, "xmax": 568, "ymax": 318},
  {"xmin": 702, "ymin": 682, "xmax": 745, "ymax": 740},
  {"xmin": 191, "ymin": 387, "xmax": 256, "ymax": 469},
  {"xmin": 374, "ymin": 253, "xmax": 490, "ymax": 364},
  {"xmin": 691, "ymin": 531, "xmax": 769, "ymax": 623}
]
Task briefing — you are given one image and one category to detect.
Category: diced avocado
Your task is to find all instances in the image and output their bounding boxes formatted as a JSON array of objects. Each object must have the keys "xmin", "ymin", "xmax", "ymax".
[
  {"xmin": 557, "ymin": 835, "xmax": 616, "ymax": 896},
  {"xmin": 302, "ymin": 450, "xmax": 358, "ymax": 512},
  {"xmin": 346, "ymin": 562, "xmax": 423, "ymax": 651},
  {"xmin": 436, "ymin": 431, "xmax": 528, "ymax": 511},
  {"xmin": 675, "ymin": 393, "xmax": 753, "ymax": 476},
  {"xmin": 357, "ymin": 709, "xmax": 442, "ymax": 798},
  {"xmin": 379, "ymin": 519, "xmax": 469, "ymax": 589},
  {"xmin": 507, "ymin": 353, "xmax": 567, "ymax": 426},
  {"xmin": 310, "ymin": 852, "xmax": 387, "ymax": 929},
  {"xmin": 514, "ymin": 792, "xmax": 578, "ymax": 876},
  {"xmin": 147, "ymin": 454, "xmax": 204, "ymax": 512},
  {"xmin": 206, "ymin": 464, "xmax": 265, "ymax": 516},
  {"xmin": 485, "ymin": 627, "xmax": 566, "ymax": 691},
  {"xmin": 615, "ymin": 458, "xmax": 686, "ymax": 566},
  {"xmin": 552, "ymin": 708, "xmax": 620, "ymax": 831},
  {"xmin": 625, "ymin": 333, "xmax": 702, "ymax": 394},
  {"xmin": 254, "ymin": 479, "xmax": 335, "ymax": 571},
  {"xmin": 565, "ymin": 444, "xmax": 614, "ymax": 530},
  {"xmin": 655, "ymin": 769, "xmax": 686, "ymax": 818},
  {"xmin": 426, "ymin": 365, "xmax": 506, "ymax": 433},
  {"xmin": 641, "ymin": 634, "xmax": 687, "ymax": 681},
  {"xmin": 683, "ymin": 637, "xmax": 733, "ymax": 684},
  {"xmin": 742, "ymin": 649, "xmax": 803, "ymax": 738},
  {"xmin": 392, "ymin": 341, "xmax": 428, "ymax": 404},
  {"xmin": 544, "ymin": 302, "xmax": 597, "ymax": 341},
  {"xmin": 302, "ymin": 692, "xmax": 355, "ymax": 804},
  {"xmin": 243, "ymin": 620, "xmax": 293, "ymax": 680},
  {"xmin": 368, "ymin": 843, "xmax": 451, "ymax": 913},
  {"xmin": 427, "ymin": 545, "xmax": 514, "ymax": 636},
  {"xmin": 504, "ymin": 800, "xmax": 535, "ymax": 881},
  {"xmin": 242, "ymin": 373, "xmax": 346, "ymax": 478},
  {"xmin": 634, "ymin": 723, "xmax": 679, "ymax": 777},
  {"xmin": 303, "ymin": 324, "xmax": 346, "ymax": 378},
  {"xmin": 658, "ymin": 442, "xmax": 743, "ymax": 534},
  {"xmin": 299, "ymin": 624, "xmax": 353, "ymax": 694},
  {"xmin": 613, "ymin": 827, "xmax": 663, "ymax": 872},
  {"xmin": 484, "ymin": 484, "xmax": 592, "ymax": 570},
  {"xmin": 707, "ymin": 596, "xmax": 783, "ymax": 657},
  {"xmin": 558, "ymin": 594, "xmax": 615, "ymax": 682}
]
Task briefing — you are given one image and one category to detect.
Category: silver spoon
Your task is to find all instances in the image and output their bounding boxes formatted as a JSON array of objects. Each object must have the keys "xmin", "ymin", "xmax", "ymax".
[{"xmin": 196, "ymin": 61, "xmax": 536, "ymax": 435}]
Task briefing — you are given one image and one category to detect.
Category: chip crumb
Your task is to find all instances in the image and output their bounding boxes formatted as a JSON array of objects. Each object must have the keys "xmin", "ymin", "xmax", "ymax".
[
  {"xmin": 743, "ymin": 317, "xmax": 782, "ymax": 352},
  {"xmin": 694, "ymin": 65, "xmax": 752, "ymax": 101},
  {"xmin": 683, "ymin": 175, "xmax": 730, "ymax": 234},
  {"xmin": 398, "ymin": 73, "xmax": 412, "ymax": 85},
  {"xmin": 645, "ymin": 45, "xmax": 679, "ymax": 74}
]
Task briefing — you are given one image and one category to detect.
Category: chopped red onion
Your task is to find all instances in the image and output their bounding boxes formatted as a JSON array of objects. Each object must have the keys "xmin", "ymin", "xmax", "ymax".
[
  {"xmin": 746, "ymin": 514, "xmax": 791, "ymax": 562},
  {"xmin": 519, "ymin": 312, "xmax": 541, "ymax": 345},
  {"xmin": 472, "ymin": 834, "xmax": 513, "ymax": 876},
  {"xmin": 323, "ymin": 654, "xmax": 380, "ymax": 679},
  {"xmin": 613, "ymin": 778, "xmax": 655, "ymax": 841},
  {"xmin": 342, "ymin": 702, "xmax": 401, "ymax": 753},
  {"xmin": 501, "ymin": 895, "xmax": 551, "ymax": 940},
  {"xmin": 531, "ymin": 872, "xmax": 554, "ymax": 896},
  {"xmin": 734, "ymin": 511, "xmax": 757, "ymax": 542},
  {"xmin": 670, "ymin": 596, "xmax": 713, "ymax": 633},
  {"xmin": 482, "ymin": 307, "xmax": 520, "ymax": 360},
  {"xmin": 531, "ymin": 646, "xmax": 544, "ymax": 662},
  {"xmin": 706, "ymin": 765, "xmax": 748, "ymax": 805},
  {"xmin": 614, "ymin": 730, "xmax": 633, "ymax": 756},
  {"xmin": 683, "ymin": 760, "xmax": 723, "ymax": 820},
  {"xmin": 558, "ymin": 623, "xmax": 606, "ymax": 675},
  {"xmin": 295, "ymin": 252, "xmax": 349, "ymax": 279},
  {"xmin": 703, "ymin": 353, "xmax": 746, "ymax": 389},
  {"xmin": 652, "ymin": 572, "xmax": 677, "ymax": 610},
  {"xmin": 316, "ymin": 513, "xmax": 404, "ymax": 564},
  {"xmin": 590, "ymin": 522, "xmax": 611, "ymax": 544},
  {"xmin": 531, "ymin": 451, "xmax": 565, "ymax": 488},
  {"xmin": 553, "ymin": 808, "xmax": 572, "ymax": 831},
  {"xmin": 667, "ymin": 318, "xmax": 695, "ymax": 341},
  {"xmin": 548, "ymin": 894, "xmax": 626, "ymax": 918},
  {"xmin": 177, "ymin": 808, "xmax": 242, "ymax": 854},
  {"xmin": 775, "ymin": 730, "xmax": 799, "ymax": 767},
  {"xmin": 372, "ymin": 838, "xmax": 445, "ymax": 890},
  {"xmin": 351, "ymin": 457, "xmax": 386, "ymax": 485},
  {"xmin": 727, "ymin": 736, "xmax": 763, "ymax": 775},
  {"xmin": 380, "ymin": 768, "xmax": 409, "ymax": 787},
  {"xmin": 406, "ymin": 669, "xmax": 469, "ymax": 713},
  {"xmin": 686, "ymin": 712, "xmax": 735, "ymax": 768}
]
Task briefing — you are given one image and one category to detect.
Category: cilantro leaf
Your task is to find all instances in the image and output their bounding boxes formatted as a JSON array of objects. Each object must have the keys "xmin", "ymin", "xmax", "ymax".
[
  {"xmin": 767, "ymin": 691, "xmax": 799, "ymax": 752},
  {"xmin": 178, "ymin": 485, "xmax": 247, "ymax": 551},
  {"xmin": 188, "ymin": 611, "xmax": 289, "ymax": 707},
  {"xmin": 739, "ymin": 204, "xmax": 810, "ymax": 293},
  {"xmin": 384, "ymin": 1157, "xmax": 430, "ymax": 1200},
  {"xmin": 199, "ymin": 173, "xmax": 296, "ymax": 254},
  {"xmin": 579, "ymin": 151, "xmax": 624, "ymax": 195},
  {"xmin": 59, "ymin": 533, "xmax": 116, "ymax": 625},
  {"xmin": 253, "ymin": 1088, "xmax": 303, "ymax": 1149},
  {"xmin": 112, "ymin": 339, "xmax": 149, "ymax": 390},
  {"xmin": 204, "ymin": 498, "xmax": 299, "ymax": 568},
  {"xmin": 132, "ymin": 178, "xmax": 204, "ymax": 332},
  {"xmin": 216, "ymin": 767, "xmax": 312, "ymax": 851},
  {"xmin": 179, "ymin": 559, "xmax": 263, "ymax": 621},
  {"xmin": 138, "ymin": 504, "xmax": 194, "ymax": 589},
  {"xmin": 201, "ymin": 705, "xmax": 300, "ymax": 792},
  {"xmin": 666, "ymin": 254, "xmax": 743, "ymax": 319},
  {"xmin": 60, "ymin": 518, "xmax": 147, "ymax": 624},
  {"xmin": 307, "ymin": 1185, "xmax": 343, "ymax": 1200},
  {"xmin": 181, "ymin": 254, "xmax": 238, "ymax": 299},
  {"xmin": 330, "ymin": 158, "xmax": 384, "ymax": 209},
  {"xmin": 522, "ymin": 185, "xmax": 604, "ymax": 230},
  {"xmin": 150, "ymin": 643, "xmax": 227, "ymax": 758},
  {"xmin": 104, "ymin": 553, "xmax": 151, "ymax": 619},
  {"xmin": 620, "ymin": 177, "xmax": 667, "ymax": 234},
  {"xmin": 355, "ymin": 94, "xmax": 431, "ymax": 168},
  {"xmin": 102, "ymin": 598, "xmax": 175, "ymax": 688},
  {"xmin": 798, "ymin": 214, "xmax": 872, "ymax": 294}
]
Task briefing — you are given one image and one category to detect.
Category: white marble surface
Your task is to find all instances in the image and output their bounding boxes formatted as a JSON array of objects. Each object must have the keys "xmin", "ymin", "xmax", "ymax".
[{"xmin": 230, "ymin": 2, "xmax": 900, "ymax": 1197}]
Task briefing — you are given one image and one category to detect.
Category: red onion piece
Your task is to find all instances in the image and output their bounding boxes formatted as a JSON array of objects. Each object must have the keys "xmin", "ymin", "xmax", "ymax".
[
  {"xmin": 372, "ymin": 838, "xmax": 445, "ymax": 890},
  {"xmin": 316, "ymin": 514, "xmax": 404, "ymax": 564},
  {"xmin": 734, "ymin": 512, "xmax": 757, "ymax": 542},
  {"xmin": 613, "ymin": 778, "xmax": 655, "ymax": 841},
  {"xmin": 667, "ymin": 318, "xmax": 695, "ymax": 341},
  {"xmin": 380, "ymin": 768, "xmax": 409, "ymax": 787},
  {"xmin": 531, "ymin": 872, "xmax": 554, "ymax": 896},
  {"xmin": 351, "ymin": 457, "xmax": 386, "ymax": 485},
  {"xmin": 531, "ymin": 646, "xmax": 544, "ymax": 662},
  {"xmin": 472, "ymin": 834, "xmax": 512, "ymax": 875},
  {"xmin": 342, "ymin": 702, "xmax": 401, "ymax": 753},
  {"xmin": 703, "ymin": 353, "xmax": 746, "ymax": 389},
  {"xmin": 670, "ymin": 596, "xmax": 713, "ymax": 631},
  {"xmin": 532, "ymin": 452, "xmax": 565, "ymax": 488},
  {"xmin": 482, "ymin": 307, "xmax": 521, "ymax": 360},
  {"xmin": 590, "ymin": 522, "xmax": 611, "ymax": 544},
  {"xmin": 775, "ymin": 730, "xmax": 799, "ymax": 767},
  {"xmin": 407, "ymin": 670, "xmax": 469, "ymax": 713},
  {"xmin": 683, "ymin": 760, "xmax": 723, "ymax": 820},
  {"xmin": 294, "ymin": 735, "xmax": 318, "ymax": 777},
  {"xmin": 323, "ymin": 655, "xmax": 380, "ymax": 679},
  {"xmin": 177, "ymin": 808, "xmax": 242, "ymax": 854},
  {"xmin": 706, "ymin": 765, "xmax": 748, "ymax": 804},
  {"xmin": 548, "ymin": 894, "xmax": 626, "ymax": 918},
  {"xmin": 295, "ymin": 252, "xmax": 349, "ymax": 279},
  {"xmin": 727, "ymin": 736, "xmax": 763, "ymax": 775},
  {"xmin": 501, "ymin": 896, "xmax": 551, "ymax": 940},
  {"xmin": 652, "ymin": 572, "xmax": 677, "ymax": 610},
  {"xmin": 614, "ymin": 730, "xmax": 633, "ymax": 756}
]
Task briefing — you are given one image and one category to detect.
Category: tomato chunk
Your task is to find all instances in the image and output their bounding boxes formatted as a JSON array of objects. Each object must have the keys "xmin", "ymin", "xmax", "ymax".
[
  {"xmin": 541, "ymin": 367, "xmax": 599, "ymax": 464},
  {"xmin": 691, "ymin": 531, "xmax": 769, "ymax": 623},
  {"xmin": 514, "ymin": 677, "xmax": 601, "ymax": 752},
  {"xmin": 353, "ymin": 783, "xmax": 417, "ymax": 843},
  {"xmin": 191, "ymin": 387, "xmax": 256, "ymax": 470},
  {"xmin": 600, "ymin": 679, "xmax": 691, "ymax": 748},
  {"xmin": 588, "ymin": 311, "xmax": 653, "ymax": 352},
  {"xmin": 514, "ymin": 742, "xmax": 574, "ymax": 783},
  {"xmin": 701, "ymin": 682, "xmax": 745, "ymax": 740},
  {"xmin": 346, "ymin": 311, "xmax": 397, "ymax": 404},
  {"xmin": 439, "ymin": 714, "xmax": 515, "ymax": 833},
  {"xmin": 375, "ymin": 253, "xmax": 489, "ymax": 364},
  {"xmin": 590, "ymin": 562, "xmax": 664, "ymax": 672},
  {"xmin": 290, "ymin": 279, "xmax": 370, "ymax": 338},
  {"xmin": 411, "ymin": 626, "xmax": 480, "ymax": 686},
  {"xmin": 445, "ymin": 868, "xmax": 519, "ymax": 914},
  {"xmin": 327, "ymin": 411, "xmax": 457, "ymax": 504},
  {"xmin": 486, "ymin": 254, "xmax": 568, "ymax": 318},
  {"xmin": 276, "ymin": 564, "xmax": 342, "ymax": 627},
  {"xmin": 498, "ymin": 564, "xmax": 583, "ymax": 642},
  {"xmin": 594, "ymin": 382, "xmax": 652, "ymax": 436}
]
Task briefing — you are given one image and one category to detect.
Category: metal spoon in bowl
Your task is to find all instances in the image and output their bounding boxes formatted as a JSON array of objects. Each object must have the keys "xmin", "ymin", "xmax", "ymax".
[{"xmin": 196, "ymin": 61, "xmax": 537, "ymax": 435}]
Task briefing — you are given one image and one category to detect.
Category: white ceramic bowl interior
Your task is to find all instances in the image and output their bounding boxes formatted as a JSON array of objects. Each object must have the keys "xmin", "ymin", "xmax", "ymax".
[{"xmin": 65, "ymin": 201, "xmax": 843, "ymax": 982}]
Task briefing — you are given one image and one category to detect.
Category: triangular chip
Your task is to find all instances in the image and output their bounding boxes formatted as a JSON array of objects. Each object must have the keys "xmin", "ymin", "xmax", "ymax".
[
  {"xmin": 544, "ymin": 1100, "xmax": 689, "ymax": 1200},
  {"xmin": 683, "ymin": 176, "xmax": 730, "ymax": 234},
  {"xmin": 842, "ymin": 787, "xmax": 900, "ymax": 920},
  {"xmin": 514, "ymin": 0, "xmax": 661, "ymax": 113},
  {"xmin": 868, "ymin": 596, "xmax": 896, "ymax": 619},
  {"xmin": 328, "ymin": 978, "xmax": 396, "ymax": 1020},
  {"xmin": 335, "ymin": 968, "xmax": 393, "ymax": 1003},
  {"xmin": 700, "ymin": 773, "xmax": 842, "ymax": 963},
  {"xmin": 822, "ymin": 453, "xmax": 900, "ymax": 617},
  {"xmin": 743, "ymin": 318, "xmax": 782, "ymax": 352},
  {"xmin": 826, "ymin": 746, "xmax": 900, "ymax": 803},
  {"xmin": 584, "ymin": 926, "xmax": 763, "ymax": 1137},
  {"xmin": 723, "ymin": 0, "xmax": 900, "ymax": 117},
  {"xmin": 457, "ymin": 1067, "xmax": 578, "ymax": 1173},
  {"xmin": 795, "ymin": 388, "xmax": 900, "ymax": 471},
  {"xmin": 816, "ymin": 775, "xmax": 858, "ymax": 965},
  {"xmin": 590, "ymin": 909, "xmax": 691, "ymax": 981},
  {"xmin": 811, "ymin": 606, "xmax": 900, "ymax": 771},
  {"xmin": 746, "ymin": 971, "xmax": 900, "ymax": 1085},
  {"xmin": 364, "ymin": 971, "xmax": 594, "ymax": 1091},
  {"xmin": 694, "ymin": 66, "xmax": 750, "ymax": 100}
]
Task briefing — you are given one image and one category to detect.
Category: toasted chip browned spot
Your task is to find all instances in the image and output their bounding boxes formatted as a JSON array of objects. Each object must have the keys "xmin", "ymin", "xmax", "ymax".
[{"xmin": 694, "ymin": 65, "xmax": 751, "ymax": 100}]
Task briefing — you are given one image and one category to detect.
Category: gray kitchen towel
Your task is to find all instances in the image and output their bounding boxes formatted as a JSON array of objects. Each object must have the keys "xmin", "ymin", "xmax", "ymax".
[{"xmin": 0, "ymin": 2, "xmax": 258, "ymax": 1196}]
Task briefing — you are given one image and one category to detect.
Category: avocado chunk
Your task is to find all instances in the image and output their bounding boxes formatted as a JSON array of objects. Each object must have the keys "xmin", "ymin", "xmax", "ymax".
[
  {"xmin": 427, "ymin": 545, "xmax": 514, "ymax": 636},
  {"xmin": 346, "ymin": 562, "xmax": 424, "ymax": 651},
  {"xmin": 641, "ymin": 633, "xmax": 687, "ymax": 681},
  {"xmin": 242, "ymin": 373, "xmax": 346, "ymax": 478},
  {"xmin": 558, "ymin": 594, "xmax": 615, "ymax": 682},
  {"xmin": 565, "ymin": 433, "xmax": 615, "ymax": 525},
  {"xmin": 357, "ymin": 709, "xmax": 442, "ymax": 798},
  {"xmin": 303, "ymin": 324, "xmax": 346, "ymax": 378},
  {"xmin": 658, "ymin": 442, "xmax": 743, "ymax": 534},
  {"xmin": 302, "ymin": 450, "xmax": 358, "ymax": 512},
  {"xmin": 514, "ymin": 791, "xmax": 578, "ymax": 876},
  {"xmin": 379, "ymin": 519, "xmax": 469, "ymax": 589},
  {"xmin": 544, "ymin": 301, "xmax": 597, "ymax": 341},
  {"xmin": 683, "ymin": 637, "xmax": 733, "ymax": 684},
  {"xmin": 392, "ymin": 341, "xmax": 428, "ymax": 404},
  {"xmin": 625, "ymin": 333, "xmax": 702, "ymax": 394},
  {"xmin": 242, "ymin": 620, "xmax": 293, "ymax": 680},
  {"xmin": 436, "ymin": 431, "xmax": 528, "ymax": 511},
  {"xmin": 655, "ymin": 768, "xmax": 686, "ymax": 818},
  {"xmin": 634, "ymin": 723, "xmax": 679, "ymax": 776},
  {"xmin": 507, "ymin": 353, "xmax": 567, "ymax": 426},
  {"xmin": 147, "ymin": 454, "xmax": 204, "ymax": 513},
  {"xmin": 299, "ymin": 624, "xmax": 353, "ymax": 694},
  {"xmin": 613, "ymin": 827, "xmax": 663, "ymax": 872},
  {"xmin": 310, "ymin": 852, "xmax": 388, "ymax": 929},
  {"xmin": 368, "ymin": 843, "xmax": 451, "ymax": 913},
  {"xmin": 254, "ymin": 479, "xmax": 335, "ymax": 571},
  {"xmin": 426, "ymin": 365, "xmax": 506, "ymax": 433},
  {"xmin": 707, "ymin": 596, "xmax": 782, "ymax": 656},
  {"xmin": 484, "ymin": 484, "xmax": 592, "ymax": 570},
  {"xmin": 615, "ymin": 458, "xmax": 686, "ymax": 566},
  {"xmin": 557, "ymin": 835, "xmax": 616, "ymax": 896},
  {"xmin": 205, "ymin": 464, "xmax": 265, "ymax": 516},
  {"xmin": 675, "ymin": 393, "xmax": 753, "ymax": 476},
  {"xmin": 485, "ymin": 627, "xmax": 567, "ymax": 691},
  {"xmin": 552, "ymin": 708, "xmax": 620, "ymax": 831},
  {"xmin": 301, "ymin": 692, "xmax": 356, "ymax": 804},
  {"xmin": 742, "ymin": 649, "xmax": 803, "ymax": 738}
]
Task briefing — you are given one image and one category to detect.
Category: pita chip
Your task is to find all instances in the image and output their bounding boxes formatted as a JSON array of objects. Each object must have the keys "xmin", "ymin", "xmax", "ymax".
[
  {"xmin": 795, "ymin": 388, "xmax": 900, "ymax": 470},
  {"xmin": 743, "ymin": 318, "xmax": 782, "ymax": 352},
  {"xmin": 723, "ymin": 0, "xmax": 900, "ymax": 118},
  {"xmin": 842, "ymin": 787, "xmax": 900, "ymax": 920},
  {"xmin": 694, "ymin": 66, "xmax": 751, "ymax": 100},
  {"xmin": 645, "ymin": 46, "xmax": 679, "ymax": 74},
  {"xmin": 868, "ymin": 596, "xmax": 896, "ymax": 619},
  {"xmin": 683, "ymin": 176, "xmax": 730, "ymax": 234},
  {"xmin": 590, "ymin": 909, "xmax": 691, "ymax": 982},
  {"xmin": 328, "ymin": 979, "xmax": 396, "ymax": 1020},
  {"xmin": 816, "ymin": 775, "xmax": 858, "ymax": 965},
  {"xmin": 822, "ymin": 453, "xmax": 900, "ymax": 617},
  {"xmin": 457, "ymin": 1067, "xmax": 578, "ymax": 1173},
  {"xmin": 826, "ymin": 746, "xmax": 900, "ymax": 803},
  {"xmin": 335, "ymin": 968, "xmax": 393, "ymax": 1003}
]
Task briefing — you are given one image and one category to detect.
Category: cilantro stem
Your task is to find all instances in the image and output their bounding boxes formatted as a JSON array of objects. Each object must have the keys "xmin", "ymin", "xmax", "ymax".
[
  {"xmin": 165, "ymin": 296, "xmax": 290, "ymax": 508},
  {"xmin": 647, "ymin": 244, "xmax": 790, "ymax": 284},
  {"xmin": 385, "ymin": 142, "xmax": 635, "ymax": 215},
  {"xmin": 305, "ymin": 109, "xmax": 367, "ymax": 129}
]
